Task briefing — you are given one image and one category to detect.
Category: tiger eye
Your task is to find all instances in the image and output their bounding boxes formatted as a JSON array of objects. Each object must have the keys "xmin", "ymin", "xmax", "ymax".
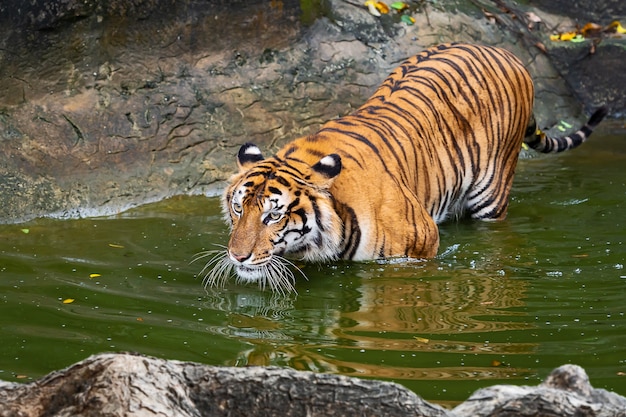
[{"xmin": 268, "ymin": 211, "xmax": 282, "ymax": 221}]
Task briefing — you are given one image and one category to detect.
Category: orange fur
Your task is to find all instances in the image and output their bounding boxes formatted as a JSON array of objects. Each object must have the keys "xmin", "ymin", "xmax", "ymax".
[{"xmin": 213, "ymin": 43, "xmax": 606, "ymax": 289}]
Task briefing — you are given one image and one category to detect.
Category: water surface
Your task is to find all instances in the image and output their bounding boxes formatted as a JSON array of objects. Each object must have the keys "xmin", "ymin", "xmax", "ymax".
[{"xmin": 1, "ymin": 132, "xmax": 625, "ymax": 405}]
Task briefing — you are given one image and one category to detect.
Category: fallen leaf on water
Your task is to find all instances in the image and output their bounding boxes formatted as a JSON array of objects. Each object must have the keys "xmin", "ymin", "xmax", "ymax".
[
  {"xmin": 414, "ymin": 336, "xmax": 430, "ymax": 344},
  {"xmin": 89, "ymin": 273, "xmax": 101, "ymax": 278},
  {"xmin": 108, "ymin": 243, "xmax": 124, "ymax": 248},
  {"xmin": 137, "ymin": 317, "xmax": 144, "ymax": 322},
  {"xmin": 63, "ymin": 298, "xmax": 75, "ymax": 304},
  {"xmin": 16, "ymin": 375, "xmax": 28, "ymax": 379},
  {"xmin": 572, "ymin": 254, "xmax": 589, "ymax": 258},
  {"xmin": 21, "ymin": 228, "xmax": 30, "ymax": 234},
  {"xmin": 491, "ymin": 360, "xmax": 502, "ymax": 367}
]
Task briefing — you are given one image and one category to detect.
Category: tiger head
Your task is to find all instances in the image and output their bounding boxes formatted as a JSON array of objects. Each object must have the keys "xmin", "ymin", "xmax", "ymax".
[{"xmin": 206, "ymin": 143, "xmax": 344, "ymax": 292}]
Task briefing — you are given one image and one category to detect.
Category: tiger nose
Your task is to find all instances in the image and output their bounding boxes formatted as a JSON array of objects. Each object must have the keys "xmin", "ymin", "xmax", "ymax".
[{"xmin": 229, "ymin": 251, "xmax": 251, "ymax": 263}]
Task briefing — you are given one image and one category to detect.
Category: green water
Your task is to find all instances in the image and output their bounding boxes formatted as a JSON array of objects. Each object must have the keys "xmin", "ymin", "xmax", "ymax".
[{"xmin": 1, "ymin": 132, "xmax": 625, "ymax": 406}]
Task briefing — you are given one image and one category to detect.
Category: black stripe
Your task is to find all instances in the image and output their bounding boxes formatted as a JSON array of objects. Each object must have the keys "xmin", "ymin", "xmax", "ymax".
[{"xmin": 275, "ymin": 176, "xmax": 290, "ymax": 187}]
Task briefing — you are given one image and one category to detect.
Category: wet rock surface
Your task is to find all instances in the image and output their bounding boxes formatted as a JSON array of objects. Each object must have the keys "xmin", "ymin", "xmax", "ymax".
[{"xmin": 0, "ymin": 0, "xmax": 623, "ymax": 222}]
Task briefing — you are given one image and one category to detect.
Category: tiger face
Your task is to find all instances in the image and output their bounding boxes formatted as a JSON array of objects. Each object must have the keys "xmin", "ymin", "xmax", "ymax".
[{"xmin": 202, "ymin": 143, "xmax": 343, "ymax": 292}]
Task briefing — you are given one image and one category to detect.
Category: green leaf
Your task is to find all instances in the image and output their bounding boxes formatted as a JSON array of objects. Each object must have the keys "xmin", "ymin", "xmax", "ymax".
[
  {"xmin": 401, "ymin": 14, "xmax": 415, "ymax": 25},
  {"xmin": 391, "ymin": 2, "xmax": 408, "ymax": 10}
]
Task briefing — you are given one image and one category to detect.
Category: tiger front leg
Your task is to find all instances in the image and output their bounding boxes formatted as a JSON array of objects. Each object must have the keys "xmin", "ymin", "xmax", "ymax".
[
  {"xmin": 404, "ymin": 201, "xmax": 440, "ymax": 259},
  {"xmin": 378, "ymin": 191, "xmax": 440, "ymax": 259}
]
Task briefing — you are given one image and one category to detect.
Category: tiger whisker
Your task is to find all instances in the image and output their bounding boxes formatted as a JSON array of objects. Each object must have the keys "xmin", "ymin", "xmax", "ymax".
[
  {"xmin": 204, "ymin": 257, "xmax": 234, "ymax": 289},
  {"xmin": 274, "ymin": 255, "xmax": 308, "ymax": 282},
  {"xmin": 191, "ymin": 237, "xmax": 308, "ymax": 293},
  {"xmin": 190, "ymin": 250, "xmax": 221, "ymax": 267},
  {"xmin": 263, "ymin": 258, "xmax": 295, "ymax": 295},
  {"xmin": 196, "ymin": 251, "xmax": 227, "ymax": 280},
  {"xmin": 194, "ymin": 248, "xmax": 303, "ymax": 294}
]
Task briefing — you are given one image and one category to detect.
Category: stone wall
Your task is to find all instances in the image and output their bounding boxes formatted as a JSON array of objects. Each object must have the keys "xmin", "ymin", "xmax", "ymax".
[{"xmin": 0, "ymin": 0, "xmax": 623, "ymax": 223}]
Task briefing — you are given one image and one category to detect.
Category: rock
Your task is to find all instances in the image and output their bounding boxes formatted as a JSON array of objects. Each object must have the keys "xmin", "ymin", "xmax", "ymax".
[
  {"xmin": 453, "ymin": 363, "xmax": 626, "ymax": 416},
  {"xmin": 1, "ymin": 353, "xmax": 625, "ymax": 417},
  {"xmin": 0, "ymin": 0, "xmax": 623, "ymax": 223},
  {"xmin": 546, "ymin": 40, "xmax": 626, "ymax": 117},
  {"xmin": 528, "ymin": 0, "xmax": 626, "ymax": 24},
  {"xmin": 0, "ymin": 352, "xmax": 449, "ymax": 417}
]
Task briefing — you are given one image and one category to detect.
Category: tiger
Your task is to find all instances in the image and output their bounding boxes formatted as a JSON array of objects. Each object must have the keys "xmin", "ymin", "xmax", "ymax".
[{"xmin": 199, "ymin": 43, "xmax": 608, "ymax": 293}]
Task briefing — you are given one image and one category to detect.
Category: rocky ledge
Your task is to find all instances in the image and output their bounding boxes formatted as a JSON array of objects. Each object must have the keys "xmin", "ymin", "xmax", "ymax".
[
  {"xmin": 0, "ymin": 0, "xmax": 624, "ymax": 223},
  {"xmin": 0, "ymin": 353, "xmax": 625, "ymax": 416}
]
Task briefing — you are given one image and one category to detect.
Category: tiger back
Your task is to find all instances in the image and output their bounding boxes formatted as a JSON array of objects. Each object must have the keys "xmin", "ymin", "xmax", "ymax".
[{"xmin": 204, "ymin": 43, "xmax": 607, "ymax": 292}]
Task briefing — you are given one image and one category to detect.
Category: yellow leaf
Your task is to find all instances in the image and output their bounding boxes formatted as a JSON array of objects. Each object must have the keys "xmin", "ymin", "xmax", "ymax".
[
  {"xmin": 364, "ymin": 0, "xmax": 381, "ymax": 16},
  {"xmin": 551, "ymin": 32, "xmax": 578, "ymax": 41},
  {"xmin": 62, "ymin": 298, "xmax": 75, "ymax": 304},
  {"xmin": 608, "ymin": 21, "xmax": 626, "ymax": 34},
  {"xmin": 375, "ymin": 1, "xmax": 390, "ymax": 14},
  {"xmin": 89, "ymin": 273, "xmax": 101, "ymax": 278},
  {"xmin": 560, "ymin": 32, "xmax": 578, "ymax": 41},
  {"xmin": 414, "ymin": 336, "xmax": 430, "ymax": 344},
  {"xmin": 21, "ymin": 228, "xmax": 30, "ymax": 234},
  {"xmin": 108, "ymin": 243, "xmax": 124, "ymax": 248}
]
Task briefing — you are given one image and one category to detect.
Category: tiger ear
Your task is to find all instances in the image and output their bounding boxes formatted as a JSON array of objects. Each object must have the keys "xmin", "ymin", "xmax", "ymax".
[
  {"xmin": 237, "ymin": 143, "xmax": 264, "ymax": 171},
  {"xmin": 311, "ymin": 154, "xmax": 342, "ymax": 186}
]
